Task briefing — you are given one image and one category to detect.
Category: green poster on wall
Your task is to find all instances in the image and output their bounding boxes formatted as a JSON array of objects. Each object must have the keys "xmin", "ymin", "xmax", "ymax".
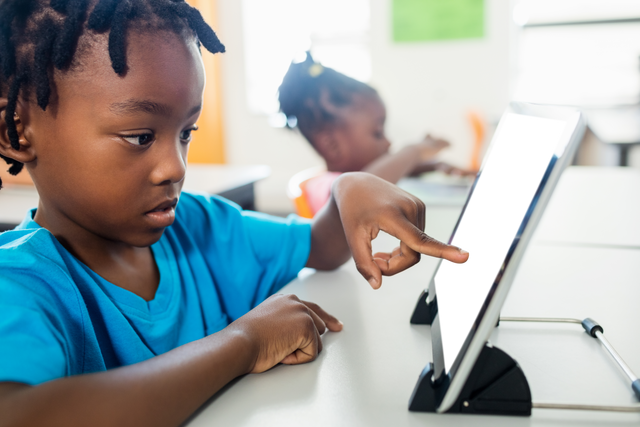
[{"xmin": 393, "ymin": 0, "xmax": 484, "ymax": 42}]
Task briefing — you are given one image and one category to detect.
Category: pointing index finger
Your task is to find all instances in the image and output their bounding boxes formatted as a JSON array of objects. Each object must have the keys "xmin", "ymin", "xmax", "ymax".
[{"xmin": 383, "ymin": 216, "xmax": 469, "ymax": 265}]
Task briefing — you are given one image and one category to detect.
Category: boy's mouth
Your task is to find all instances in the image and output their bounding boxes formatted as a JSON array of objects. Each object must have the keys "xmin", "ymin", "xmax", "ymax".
[{"xmin": 145, "ymin": 198, "xmax": 178, "ymax": 228}]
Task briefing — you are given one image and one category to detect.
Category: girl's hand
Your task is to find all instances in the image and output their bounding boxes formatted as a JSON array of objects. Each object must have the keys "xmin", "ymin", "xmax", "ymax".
[
  {"xmin": 414, "ymin": 134, "xmax": 450, "ymax": 161},
  {"xmin": 230, "ymin": 294, "xmax": 343, "ymax": 374},
  {"xmin": 332, "ymin": 172, "xmax": 468, "ymax": 289},
  {"xmin": 434, "ymin": 161, "xmax": 478, "ymax": 177}
]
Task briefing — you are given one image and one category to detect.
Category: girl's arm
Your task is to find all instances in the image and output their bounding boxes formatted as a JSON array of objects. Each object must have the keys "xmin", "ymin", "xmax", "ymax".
[
  {"xmin": 306, "ymin": 172, "xmax": 468, "ymax": 288},
  {"xmin": 409, "ymin": 160, "xmax": 477, "ymax": 177},
  {"xmin": 363, "ymin": 135, "xmax": 449, "ymax": 184},
  {"xmin": 0, "ymin": 294, "xmax": 342, "ymax": 427}
]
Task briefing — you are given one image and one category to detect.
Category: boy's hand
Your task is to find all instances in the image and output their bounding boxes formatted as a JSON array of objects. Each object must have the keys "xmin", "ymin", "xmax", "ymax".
[
  {"xmin": 231, "ymin": 294, "xmax": 343, "ymax": 374},
  {"xmin": 332, "ymin": 172, "xmax": 468, "ymax": 289}
]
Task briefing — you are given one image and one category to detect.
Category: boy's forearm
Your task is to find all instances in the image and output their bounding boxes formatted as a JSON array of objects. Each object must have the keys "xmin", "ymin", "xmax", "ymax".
[
  {"xmin": 0, "ymin": 328, "xmax": 254, "ymax": 427},
  {"xmin": 362, "ymin": 145, "xmax": 421, "ymax": 184},
  {"xmin": 306, "ymin": 180, "xmax": 351, "ymax": 271}
]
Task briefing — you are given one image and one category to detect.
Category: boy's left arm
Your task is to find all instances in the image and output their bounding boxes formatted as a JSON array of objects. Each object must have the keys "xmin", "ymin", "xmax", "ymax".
[{"xmin": 306, "ymin": 172, "xmax": 468, "ymax": 289}]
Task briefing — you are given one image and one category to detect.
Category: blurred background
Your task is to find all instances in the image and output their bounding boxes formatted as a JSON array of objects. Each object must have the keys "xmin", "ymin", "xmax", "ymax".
[
  {"xmin": 205, "ymin": 0, "xmax": 640, "ymax": 214},
  {"xmin": 3, "ymin": 0, "xmax": 640, "ymax": 216}
]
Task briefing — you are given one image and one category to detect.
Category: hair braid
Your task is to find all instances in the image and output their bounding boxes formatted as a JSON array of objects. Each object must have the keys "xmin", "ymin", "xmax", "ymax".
[
  {"xmin": 278, "ymin": 51, "xmax": 376, "ymax": 140},
  {"xmin": 0, "ymin": 7, "xmax": 17, "ymax": 80},
  {"xmin": 34, "ymin": 17, "xmax": 59, "ymax": 110},
  {"xmin": 0, "ymin": 0, "xmax": 225, "ymax": 186},
  {"xmin": 2, "ymin": 73, "xmax": 26, "ymax": 182},
  {"xmin": 50, "ymin": 0, "xmax": 70, "ymax": 13},
  {"xmin": 172, "ymin": 1, "xmax": 225, "ymax": 54},
  {"xmin": 6, "ymin": 74, "xmax": 24, "ymax": 151},
  {"xmin": 87, "ymin": 0, "xmax": 119, "ymax": 31},
  {"xmin": 108, "ymin": 0, "xmax": 131, "ymax": 75},
  {"xmin": 53, "ymin": 0, "xmax": 90, "ymax": 70}
]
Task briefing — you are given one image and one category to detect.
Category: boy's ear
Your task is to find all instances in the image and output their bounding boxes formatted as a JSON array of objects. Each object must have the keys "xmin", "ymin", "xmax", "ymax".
[{"xmin": 0, "ymin": 98, "xmax": 37, "ymax": 165}]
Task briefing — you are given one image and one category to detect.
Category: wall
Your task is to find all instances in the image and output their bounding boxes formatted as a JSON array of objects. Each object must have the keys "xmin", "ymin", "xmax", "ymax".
[
  {"xmin": 215, "ymin": 0, "xmax": 513, "ymax": 213},
  {"xmin": 186, "ymin": 0, "xmax": 226, "ymax": 164},
  {"xmin": 369, "ymin": 0, "xmax": 512, "ymax": 165}
]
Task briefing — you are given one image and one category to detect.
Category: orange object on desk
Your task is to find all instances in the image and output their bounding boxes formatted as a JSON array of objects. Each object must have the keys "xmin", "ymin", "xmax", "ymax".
[{"xmin": 468, "ymin": 111, "xmax": 486, "ymax": 172}]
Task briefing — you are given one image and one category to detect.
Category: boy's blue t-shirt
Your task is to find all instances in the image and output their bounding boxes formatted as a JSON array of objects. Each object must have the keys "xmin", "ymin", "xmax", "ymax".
[{"xmin": 0, "ymin": 191, "xmax": 311, "ymax": 385}]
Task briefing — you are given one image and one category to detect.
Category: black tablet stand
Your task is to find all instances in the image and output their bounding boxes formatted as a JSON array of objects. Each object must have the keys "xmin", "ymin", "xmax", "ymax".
[
  {"xmin": 409, "ymin": 289, "xmax": 436, "ymax": 325},
  {"xmin": 408, "ymin": 343, "xmax": 532, "ymax": 415},
  {"xmin": 409, "ymin": 289, "xmax": 640, "ymax": 414},
  {"xmin": 408, "ymin": 289, "xmax": 531, "ymax": 415}
]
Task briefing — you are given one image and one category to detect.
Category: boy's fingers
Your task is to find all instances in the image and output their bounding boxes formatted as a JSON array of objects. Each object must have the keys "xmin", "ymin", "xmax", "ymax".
[
  {"xmin": 281, "ymin": 330, "xmax": 319, "ymax": 365},
  {"xmin": 306, "ymin": 306, "xmax": 327, "ymax": 335},
  {"xmin": 373, "ymin": 241, "xmax": 421, "ymax": 276},
  {"xmin": 347, "ymin": 230, "xmax": 383, "ymax": 289},
  {"xmin": 384, "ymin": 218, "xmax": 469, "ymax": 265},
  {"xmin": 302, "ymin": 301, "xmax": 343, "ymax": 332}
]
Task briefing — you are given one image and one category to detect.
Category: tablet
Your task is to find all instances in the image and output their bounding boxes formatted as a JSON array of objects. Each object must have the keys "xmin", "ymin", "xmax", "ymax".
[{"xmin": 427, "ymin": 103, "xmax": 586, "ymax": 413}]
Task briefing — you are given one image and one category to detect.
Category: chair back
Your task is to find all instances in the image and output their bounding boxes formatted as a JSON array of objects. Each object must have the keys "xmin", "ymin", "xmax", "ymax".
[{"xmin": 287, "ymin": 166, "xmax": 326, "ymax": 219}]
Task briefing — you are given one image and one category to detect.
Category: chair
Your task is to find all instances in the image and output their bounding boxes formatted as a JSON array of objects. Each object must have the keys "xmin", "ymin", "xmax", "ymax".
[
  {"xmin": 287, "ymin": 166, "xmax": 326, "ymax": 219},
  {"xmin": 467, "ymin": 111, "xmax": 486, "ymax": 172}
]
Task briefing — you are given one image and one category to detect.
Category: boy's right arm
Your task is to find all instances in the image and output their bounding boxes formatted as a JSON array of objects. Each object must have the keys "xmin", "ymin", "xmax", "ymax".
[{"xmin": 0, "ymin": 294, "xmax": 341, "ymax": 427}]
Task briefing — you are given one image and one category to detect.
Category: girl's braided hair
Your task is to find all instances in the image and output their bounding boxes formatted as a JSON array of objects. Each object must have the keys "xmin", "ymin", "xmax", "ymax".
[
  {"xmin": 0, "ymin": 0, "xmax": 225, "ymax": 189},
  {"xmin": 278, "ymin": 51, "xmax": 376, "ymax": 144}
]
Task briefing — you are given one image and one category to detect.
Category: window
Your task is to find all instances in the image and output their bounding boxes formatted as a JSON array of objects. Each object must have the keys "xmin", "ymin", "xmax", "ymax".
[
  {"xmin": 242, "ymin": 0, "xmax": 371, "ymax": 122},
  {"xmin": 512, "ymin": 0, "xmax": 640, "ymax": 106}
]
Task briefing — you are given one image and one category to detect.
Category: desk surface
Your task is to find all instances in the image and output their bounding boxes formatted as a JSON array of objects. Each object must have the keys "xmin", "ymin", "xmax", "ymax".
[
  {"xmin": 586, "ymin": 106, "xmax": 640, "ymax": 145},
  {"xmin": 533, "ymin": 166, "xmax": 640, "ymax": 248},
  {"xmin": 0, "ymin": 164, "xmax": 270, "ymax": 227},
  {"xmin": 402, "ymin": 166, "xmax": 640, "ymax": 248},
  {"xmin": 189, "ymin": 166, "xmax": 640, "ymax": 427},
  {"xmin": 189, "ymin": 237, "xmax": 640, "ymax": 427}
]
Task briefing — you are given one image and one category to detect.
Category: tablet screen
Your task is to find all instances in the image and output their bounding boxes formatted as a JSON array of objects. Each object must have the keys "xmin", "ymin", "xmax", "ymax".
[{"xmin": 434, "ymin": 113, "xmax": 567, "ymax": 373}]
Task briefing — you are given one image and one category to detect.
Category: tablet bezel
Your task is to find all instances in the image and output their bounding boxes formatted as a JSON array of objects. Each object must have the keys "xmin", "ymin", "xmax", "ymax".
[{"xmin": 428, "ymin": 102, "xmax": 586, "ymax": 413}]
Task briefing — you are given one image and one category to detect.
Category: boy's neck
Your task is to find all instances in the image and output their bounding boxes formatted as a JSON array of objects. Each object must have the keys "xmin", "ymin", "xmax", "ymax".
[{"xmin": 34, "ymin": 201, "xmax": 161, "ymax": 301}]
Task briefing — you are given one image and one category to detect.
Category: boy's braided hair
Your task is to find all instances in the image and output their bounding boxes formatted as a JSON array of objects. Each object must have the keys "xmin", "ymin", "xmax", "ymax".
[
  {"xmin": 278, "ymin": 51, "xmax": 376, "ymax": 144},
  {"xmin": 0, "ymin": 0, "xmax": 225, "ymax": 189}
]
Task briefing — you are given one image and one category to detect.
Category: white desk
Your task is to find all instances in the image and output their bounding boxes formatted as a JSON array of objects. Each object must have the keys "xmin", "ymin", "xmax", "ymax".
[
  {"xmin": 533, "ymin": 166, "xmax": 640, "ymax": 248},
  {"xmin": 403, "ymin": 166, "xmax": 640, "ymax": 249},
  {"xmin": 188, "ymin": 166, "xmax": 640, "ymax": 427},
  {"xmin": 0, "ymin": 164, "xmax": 270, "ymax": 230},
  {"xmin": 586, "ymin": 106, "xmax": 640, "ymax": 166},
  {"xmin": 189, "ymin": 238, "xmax": 640, "ymax": 427}
]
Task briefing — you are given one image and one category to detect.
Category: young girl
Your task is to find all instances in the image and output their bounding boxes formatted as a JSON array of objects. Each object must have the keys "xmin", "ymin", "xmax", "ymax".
[
  {"xmin": 0, "ymin": 1, "xmax": 467, "ymax": 426},
  {"xmin": 279, "ymin": 53, "xmax": 475, "ymax": 215}
]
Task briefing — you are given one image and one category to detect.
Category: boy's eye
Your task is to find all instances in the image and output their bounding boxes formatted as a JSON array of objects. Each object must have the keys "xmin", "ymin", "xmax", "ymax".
[
  {"xmin": 122, "ymin": 133, "xmax": 154, "ymax": 146},
  {"xmin": 180, "ymin": 126, "xmax": 198, "ymax": 142}
]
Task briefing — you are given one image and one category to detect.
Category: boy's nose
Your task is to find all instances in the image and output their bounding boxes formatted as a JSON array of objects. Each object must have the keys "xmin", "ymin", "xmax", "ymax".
[{"xmin": 150, "ymin": 141, "xmax": 187, "ymax": 186}]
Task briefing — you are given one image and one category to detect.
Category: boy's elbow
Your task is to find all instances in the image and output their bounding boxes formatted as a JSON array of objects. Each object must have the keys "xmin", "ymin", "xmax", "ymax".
[{"xmin": 306, "ymin": 253, "xmax": 351, "ymax": 272}]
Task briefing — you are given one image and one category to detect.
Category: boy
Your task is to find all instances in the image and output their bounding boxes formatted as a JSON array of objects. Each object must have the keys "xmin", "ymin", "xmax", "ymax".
[{"xmin": 0, "ymin": 1, "xmax": 467, "ymax": 426}]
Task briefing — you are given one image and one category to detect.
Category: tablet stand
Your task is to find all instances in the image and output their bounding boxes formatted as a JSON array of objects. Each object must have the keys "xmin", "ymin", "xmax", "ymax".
[
  {"xmin": 409, "ymin": 343, "xmax": 532, "ymax": 416},
  {"xmin": 409, "ymin": 289, "xmax": 436, "ymax": 325}
]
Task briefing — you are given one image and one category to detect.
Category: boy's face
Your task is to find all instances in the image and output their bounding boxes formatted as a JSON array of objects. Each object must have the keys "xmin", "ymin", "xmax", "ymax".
[
  {"xmin": 329, "ymin": 93, "xmax": 390, "ymax": 172},
  {"xmin": 21, "ymin": 31, "xmax": 205, "ymax": 247}
]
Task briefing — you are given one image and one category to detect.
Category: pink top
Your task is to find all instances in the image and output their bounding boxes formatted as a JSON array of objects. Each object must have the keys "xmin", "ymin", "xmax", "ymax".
[{"xmin": 304, "ymin": 172, "xmax": 341, "ymax": 216}]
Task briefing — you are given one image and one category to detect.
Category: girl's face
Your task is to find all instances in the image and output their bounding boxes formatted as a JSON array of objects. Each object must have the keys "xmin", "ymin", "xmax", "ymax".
[
  {"xmin": 329, "ymin": 93, "xmax": 391, "ymax": 172},
  {"xmin": 20, "ymin": 30, "xmax": 205, "ymax": 247}
]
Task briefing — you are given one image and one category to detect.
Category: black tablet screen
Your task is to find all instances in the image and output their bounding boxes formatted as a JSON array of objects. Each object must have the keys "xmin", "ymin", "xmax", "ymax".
[{"xmin": 438, "ymin": 117, "xmax": 561, "ymax": 364}]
